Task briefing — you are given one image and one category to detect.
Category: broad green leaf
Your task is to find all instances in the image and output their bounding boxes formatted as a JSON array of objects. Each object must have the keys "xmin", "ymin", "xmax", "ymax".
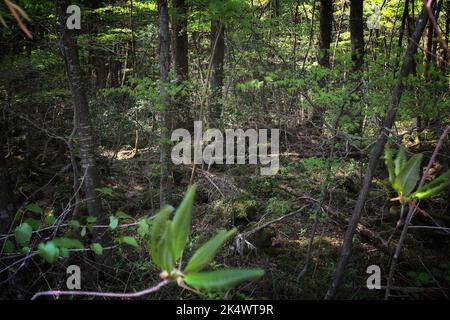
[
  {"xmin": 68, "ymin": 220, "xmax": 80, "ymax": 230},
  {"xmin": 410, "ymin": 171, "xmax": 450, "ymax": 200},
  {"xmin": 20, "ymin": 247, "xmax": 30, "ymax": 254},
  {"xmin": 60, "ymin": 248, "xmax": 70, "ymax": 258},
  {"xmin": 44, "ymin": 215, "xmax": 56, "ymax": 225},
  {"xmin": 109, "ymin": 216, "xmax": 119, "ymax": 230},
  {"xmin": 184, "ymin": 229, "xmax": 237, "ymax": 274},
  {"xmin": 158, "ymin": 221, "xmax": 175, "ymax": 272},
  {"xmin": 149, "ymin": 206, "xmax": 174, "ymax": 268},
  {"xmin": 91, "ymin": 243, "xmax": 103, "ymax": 255},
  {"xmin": 38, "ymin": 241, "xmax": 60, "ymax": 264},
  {"xmin": 96, "ymin": 187, "xmax": 113, "ymax": 197},
  {"xmin": 4, "ymin": 240, "xmax": 15, "ymax": 253},
  {"xmin": 24, "ymin": 218, "xmax": 40, "ymax": 230},
  {"xmin": 384, "ymin": 144, "xmax": 395, "ymax": 185},
  {"xmin": 119, "ymin": 236, "xmax": 139, "ymax": 248},
  {"xmin": 394, "ymin": 146, "xmax": 407, "ymax": 177},
  {"xmin": 53, "ymin": 237, "xmax": 83, "ymax": 249},
  {"xmin": 25, "ymin": 203, "xmax": 43, "ymax": 215},
  {"xmin": 393, "ymin": 154, "xmax": 423, "ymax": 197},
  {"xmin": 183, "ymin": 269, "xmax": 264, "ymax": 291},
  {"xmin": 171, "ymin": 185, "xmax": 197, "ymax": 260},
  {"xmin": 15, "ymin": 222, "xmax": 32, "ymax": 246},
  {"xmin": 137, "ymin": 219, "xmax": 149, "ymax": 237}
]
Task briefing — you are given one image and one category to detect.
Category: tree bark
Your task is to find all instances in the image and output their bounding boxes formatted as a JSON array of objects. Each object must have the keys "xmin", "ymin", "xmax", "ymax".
[
  {"xmin": 209, "ymin": 18, "xmax": 225, "ymax": 128},
  {"xmin": 325, "ymin": 6, "xmax": 429, "ymax": 300},
  {"xmin": 158, "ymin": 0, "xmax": 173, "ymax": 206},
  {"xmin": 171, "ymin": 0, "xmax": 192, "ymax": 131},
  {"xmin": 350, "ymin": 0, "xmax": 364, "ymax": 70},
  {"xmin": 319, "ymin": 0, "xmax": 333, "ymax": 67},
  {"xmin": 56, "ymin": 0, "xmax": 106, "ymax": 242}
]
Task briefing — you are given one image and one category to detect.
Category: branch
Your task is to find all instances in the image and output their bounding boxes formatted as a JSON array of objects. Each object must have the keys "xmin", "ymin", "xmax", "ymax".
[{"xmin": 31, "ymin": 280, "xmax": 170, "ymax": 300}]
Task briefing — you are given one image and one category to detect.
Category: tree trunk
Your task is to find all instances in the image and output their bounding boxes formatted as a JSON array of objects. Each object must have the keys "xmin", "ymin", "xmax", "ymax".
[
  {"xmin": 350, "ymin": 0, "xmax": 364, "ymax": 70},
  {"xmin": 319, "ymin": 0, "xmax": 333, "ymax": 67},
  {"xmin": 325, "ymin": 6, "xmax": 429, "ymax": 300},
  {"xmin": 171, "ymin": 0, "xmax": 192, "ymax": 131},
  {"xmin": 56, "ymin": 0, "xmax": 106, "ymax": 243},
  {"xmin": 209, "ymin": 18, "xmax": 225, "ymax": 128},
  {"xmin": 158, "ymin": 0, "xmax": 173, "ymax": 206}
]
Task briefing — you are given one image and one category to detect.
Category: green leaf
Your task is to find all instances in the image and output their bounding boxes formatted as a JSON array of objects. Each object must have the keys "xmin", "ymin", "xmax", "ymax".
[
  {"xmin": 393, "ymin": 153, "xmax": 423, "ymax": 197},
  {"xmin": 159, "ymin": 222, "xmax": 175, "ymax": 272},
  {"xmin": 183, "ymin": 269, "xmax": 264, "ymax": 291},
  {"xmin": 20, "ymin": 247, "xmax": 30, "ymax": 254},
  {"xmin": 96, "ymin": 187, "xmax": 113, "ymax": 197},
  {"xmin": 60, "ymin": 248, "xmax": 70, "ymax": 258},
  {"xmin": 15, "ymin": 222, "xmax": 32, "ymax": 246},
  {"xmin": 137, "ymin": 219, "xmax": 149, "ymax": 237},
  {"xmin": 394, "ymin": 147, "xmax": 407, "ymax": 177},
  {"xmin": 410, "ymin": 171, "xmax": 450, "ymax": 200},
  {"xmin": 53, "ymin": 237, "xmax": 83, "ymax": 249},
  {"xmin": 149, "ymin": 206, "xmax": 174, "ymax": 269},
  {"xmin": 90, "ymin": 243, "xmax": 103, "ymax": 255},
  {"xmin": 109, "ymin": 216, "xmax": 119, "ymax": 230},
  {"xmin": 38, "ymin": 241, "xmax": 60, "ymax": 264},
  {"xmin": 44, "ymin": 215, "xmax": 56, "ymax": 225},
  {"xmin": 184, "ymin": 229, "xmax": 237, "ymax": 274},
  {"xmin": 80, "ymin": 226, "xmax": 87, "ymax": 237},
  {"xmin": 384, "ymin": 144, "xmax": 395, "ymax": 185},
  {"xmin": 171, "ymin": 185, "xmax": 197, "ymax": 260},
  {"xmin": 4, "ymin": 240, "xmax": 15, "ymax": 253},
  {"xmin": 86, "ymin": 216, "xmax": 97, "ymax": 224},
  {"xmin": 24, "ymin": 218, "xmax": 40, "ymax": 230},
  {"xmin": 25, "ymin": 203, "xmax": 43, "ymax": 215},
  {"xmin": 119, "ymin": 236, "xmax": 139, "ymax": 248},
  {"xmin": 68, "ymin": 220, "xmax": 81, "ymax": 230}
]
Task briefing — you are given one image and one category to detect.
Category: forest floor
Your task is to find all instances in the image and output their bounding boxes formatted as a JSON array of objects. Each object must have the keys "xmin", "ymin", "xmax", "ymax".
[
  {"xmin": 87, "ymin": 132, "xmax": 450, "ymax": 300},
  {"xmin": 3, "ymin": 130, "xmax": 450, "ymax": 300}
]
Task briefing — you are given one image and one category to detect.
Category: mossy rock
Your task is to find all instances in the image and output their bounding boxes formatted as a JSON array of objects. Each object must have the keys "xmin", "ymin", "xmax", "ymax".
[
  {"xmin": 213, "ymin": 197, "xmax": 261, "ymax": 225},
  {"xmin": 253, "ymin": 226, "xmax": 277, "ymax": 249}
]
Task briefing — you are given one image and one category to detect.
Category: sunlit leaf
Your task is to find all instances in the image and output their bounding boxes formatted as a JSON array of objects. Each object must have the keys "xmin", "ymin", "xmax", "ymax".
[
  {"xmin": 393, "ymin": 154, "xmax": 423, "ymax": 197},
  {"xmin": 15, "ymin": 222, "xmax": 32, "ymax": 246},
  {"xmin": 184, "ymin": 229, "xmax": 237, "ymax": 274},
  {"xmin": 183, "ymin": 269, "xmax": 264, "ymax": 291},
  {"xmin": 171, "ymin": 185, "xmax": 197, "ymax": 260}
]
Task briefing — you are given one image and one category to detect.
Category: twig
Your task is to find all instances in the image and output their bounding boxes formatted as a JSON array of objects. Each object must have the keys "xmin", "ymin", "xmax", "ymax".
[
  {"xmin": 384, "ymin": 125, "xmax": 450, "ymax": 299},
  {"xmin": 31, "ymin": 280, "xmax": 170, "ymax": 300}
]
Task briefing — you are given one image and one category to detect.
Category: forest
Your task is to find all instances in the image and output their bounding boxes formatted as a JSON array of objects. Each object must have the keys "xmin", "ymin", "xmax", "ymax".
[{"xmin": 0, "ymin": 0, "xmax": 449, "ymax": 301}]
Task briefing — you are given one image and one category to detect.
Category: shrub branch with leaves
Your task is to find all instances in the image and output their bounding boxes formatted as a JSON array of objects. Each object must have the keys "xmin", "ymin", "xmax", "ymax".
[{"xmin": 27, "ymin": 185, "xmax": 263, "ymax": 299}]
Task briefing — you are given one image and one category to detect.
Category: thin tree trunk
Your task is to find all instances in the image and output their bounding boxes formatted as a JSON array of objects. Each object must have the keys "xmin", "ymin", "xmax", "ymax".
[
  {"xmin": 209, "ymin": 18, "xmax": 225, "ymax": 128},
  {"xmin": 56, "ymin": 0, "xmax": 106, "ymax": 243},
  {"xmin": 172, "ymin": 0, "xmax": 192, "ymax": 131},
  {"xmin": 325, "ymin": 6, "xmax": 429, "ymax": 300},
  {"xmin": 350, "ymin": 0, "xmax": 364, "ymax": 70},
  {"xmin": 158, "ymin": 0, "xmax": 173, "ymax": 206},
  {"xmin": 319, "ymin": 0, "xmax": 333, "ymax": 67}
]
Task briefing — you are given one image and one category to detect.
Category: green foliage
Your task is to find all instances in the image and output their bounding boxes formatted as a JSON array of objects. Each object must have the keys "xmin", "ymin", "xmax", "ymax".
[
  {"xmin": 14, "ymin": 222, "xmax": 32, "ymax": 247},
  {"xmin": 91, "ymin": 243, "xmax": 103, "ymax": 256},
  {"xmin": 147, "ymin": 185, "xmax": 263, "ymax": 292},
  {"xmin": 183, "ymin": 269, "xmax": 264, "ymax": 291},
  {"xmin": 384, "ymin": 145, "xmax": 449, "ymax": 202}
]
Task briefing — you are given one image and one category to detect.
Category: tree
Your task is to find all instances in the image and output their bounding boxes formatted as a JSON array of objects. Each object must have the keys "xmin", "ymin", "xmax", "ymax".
[
  {"xmin": 56, "ymin": 0, "xmax": 106, "ymax": 243},
  {"xmin": 158, "ymin": 0, "xmax": 173, "ymax": 206},
  {"xmin": 171, "ymin": 0, "xmax": 192, "ymax": 130},
  {"xmin": 209, "ymin": 17, "xmax": 225, "ymax": 128},
  {"xmin": 325, "ymin": 6, "xmax": 430, "ymax": 300},
  {"xmin": 349, "ymin": 0, "xmax": 364, "ymax": 70},
  {"xmin": 319, "ymin": 0, "xmax": 332, "ymax": 67}
]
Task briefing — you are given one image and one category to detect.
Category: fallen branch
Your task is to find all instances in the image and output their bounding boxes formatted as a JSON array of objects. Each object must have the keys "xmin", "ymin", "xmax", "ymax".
[{"xmin": 31, "ymin": 280, "xmax": 170, "ymax": 300}]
